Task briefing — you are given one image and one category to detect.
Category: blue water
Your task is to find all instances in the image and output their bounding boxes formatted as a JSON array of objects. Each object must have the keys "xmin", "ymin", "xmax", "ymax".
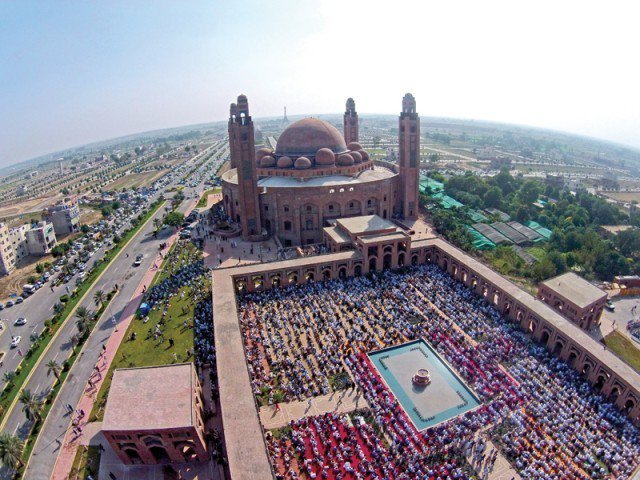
[{"xmin": 368, "ymin": 339, "xmax": 481, "ymax": 430}]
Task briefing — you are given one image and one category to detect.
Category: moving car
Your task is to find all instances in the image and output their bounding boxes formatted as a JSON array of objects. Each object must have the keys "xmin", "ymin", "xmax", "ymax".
[
  {"xmin": 14, "ymin": 317, "xmax": 26, "ymax": 326},
  {"xmin": 10, "ymin": 336, "xmax": 21, "ymax": 348}
]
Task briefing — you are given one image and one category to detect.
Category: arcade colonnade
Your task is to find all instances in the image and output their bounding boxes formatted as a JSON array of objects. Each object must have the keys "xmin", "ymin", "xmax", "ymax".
[{"xmin": 227, "ymin": 238, "xmax": 640, "ymax": 424}]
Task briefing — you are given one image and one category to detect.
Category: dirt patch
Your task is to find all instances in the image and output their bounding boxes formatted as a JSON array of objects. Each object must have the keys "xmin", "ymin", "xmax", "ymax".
[
  {"xmin": 600, "ymin": 191, "xmax": 640, "ymax": 203},
  {"xmin": 0, "ymin": 254, "xmax": 55, "ymax": 302},
  {"xmin": 106, "ymin": 170, "xmax": 168, "ymax": 191}
]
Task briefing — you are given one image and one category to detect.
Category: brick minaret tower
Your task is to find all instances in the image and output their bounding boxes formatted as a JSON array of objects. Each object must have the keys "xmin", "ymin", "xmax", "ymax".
[
  {"xmin": 397, "ymin": 93, "xmax": 419, "ymax": 219},
  {"xmin": 229, "ymin": 94, "xmax": 262, "ymax": 240},
  {"xmin": 228, "ymin": 102, "xmax": 238, "ymax": 169},
  {"xmin": 343, "ymin": 97, "xmax": 359, "ymax": 144}
]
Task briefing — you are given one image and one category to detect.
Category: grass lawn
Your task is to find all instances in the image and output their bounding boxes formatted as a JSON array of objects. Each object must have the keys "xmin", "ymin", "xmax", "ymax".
[
  {"xmin": 70, "ymin": 445, "xmax": 100, "ymax": 480},
  {"xmin": 196, "ymin": 187, "xmax": 221, "ymax": 208},
  {"xmin": 90, "ymin": 242, "xmax": 206, "ymax": 422},
  {"xmin": 525, "ymin": 246, "xmax": 547, "ymax": 261},
  {"xmin": 604, "ymin": 331, "xmax": 640, "ymax": 373}
]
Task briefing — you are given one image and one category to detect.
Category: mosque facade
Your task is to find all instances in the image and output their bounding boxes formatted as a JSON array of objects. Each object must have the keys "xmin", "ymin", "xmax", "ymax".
[{"xmin": 221, "ymin": 94, "xmax": 420, "ymax": 245}]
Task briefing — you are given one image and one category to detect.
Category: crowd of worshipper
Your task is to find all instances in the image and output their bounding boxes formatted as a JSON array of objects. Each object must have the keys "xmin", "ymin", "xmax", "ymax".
[{"xmin": 238, "ymin": 264, "xmax": 640, "ymax": 479}]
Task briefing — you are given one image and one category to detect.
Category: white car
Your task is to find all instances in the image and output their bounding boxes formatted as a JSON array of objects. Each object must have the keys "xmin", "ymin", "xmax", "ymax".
[
  {"xmin": 10, "ymin": 336, "xmax": 21, "ymax": 348},
  {"xmin": 14, "ymin": 317, "xmax": 26, "ymax": 326}
]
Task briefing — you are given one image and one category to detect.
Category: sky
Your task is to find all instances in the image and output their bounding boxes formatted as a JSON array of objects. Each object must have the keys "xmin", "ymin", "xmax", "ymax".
[{"xmin": 1, "ymin": 0, "xmax": 639, "ymax": 167}]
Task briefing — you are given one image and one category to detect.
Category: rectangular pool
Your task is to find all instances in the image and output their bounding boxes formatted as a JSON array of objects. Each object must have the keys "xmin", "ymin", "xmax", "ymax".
[{"xmin": 368, "ymin": 339, "xmax": 481, "ymax": 430}]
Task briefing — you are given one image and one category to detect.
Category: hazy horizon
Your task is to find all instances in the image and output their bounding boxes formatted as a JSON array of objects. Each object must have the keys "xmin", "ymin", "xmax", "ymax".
[{"xmin": 2, "ymin": 0, "xmax": 639, "ymax": 168}]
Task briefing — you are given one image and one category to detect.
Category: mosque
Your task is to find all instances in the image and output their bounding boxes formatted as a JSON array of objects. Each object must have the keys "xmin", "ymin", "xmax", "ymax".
[{"xmin": 221, "ymin": 94, "xmax": 420, "ymax": 246}]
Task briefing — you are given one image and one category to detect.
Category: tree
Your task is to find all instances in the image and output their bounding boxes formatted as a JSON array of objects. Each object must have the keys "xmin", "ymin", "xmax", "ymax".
[
  {"xmin": 616, "ymin": 229, "xmax": 640, "ymax": 257},
  {"xmin": 101, "ymin": 206, "xmax": 113, "ymax": 218},
  {"xmin": 80, "ymin": 224, "xmax": 90, "ymax": 234},
  {"xmin": 519, "ymin": 180, "xmax": 542, "ymax": 204},
  {"xmin": 93, "ymin": 290, "xmax": 106, "ymax": 307},
  {"xmin": 53, "ymin": 303, "xmax": 64, "ymax": 315},
  {"xmin": 46, "ymin": 360, "xmax": 61, "ymax": 383},
  {"xmin": 35, "ymin": 263, "xmax": 44, "ymax": 274},
  {"xmin": 483, "ymin": 187, "xmax": 502, "ymax": 209},
  {"xmin": 19, "ymin": 389, "xmax": 42, "ymax": 422},
  {"xmin": 75, "ymin": 306, "xmax": 93, "ymax": 334},
  {"xmin": 0, "ymin": 432, "xmax": 24, "ymax": 470},
  {"xmin": 163, "ymin": 211, "xmax": 185, "ymax": 229}
]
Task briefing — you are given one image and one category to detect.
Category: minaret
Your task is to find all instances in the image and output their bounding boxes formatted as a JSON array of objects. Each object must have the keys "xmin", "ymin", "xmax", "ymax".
[
  {"xmin": 343, "ymin": 98, "xmax": 359, "ymax": 144},
  {"xmin": 283, "ymin": 106, "xmax": 289, "ymax": 125},
  {"xmin": 228, "ymin": 102, "xmax": 238, "ymax": 169},
  {"xmin": 397, "ymin": 93, "xmax": 419, "ymax": 219},
  {"xmin": 229, "ymin": 95, "xmax": 262, "ymax": 240}
]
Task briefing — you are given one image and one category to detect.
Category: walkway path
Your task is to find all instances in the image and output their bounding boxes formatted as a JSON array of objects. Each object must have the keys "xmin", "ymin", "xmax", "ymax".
[
  {"xmin": 465, "ymin": 430, "xmax": 521, "ymax": 480},
  {"xmin": 259, "ymin": 388, "xmax": 368, "ymax": 430},
  {"xmin": 48, "ymin": 199, "xmax": 198, "ymax": 480}
]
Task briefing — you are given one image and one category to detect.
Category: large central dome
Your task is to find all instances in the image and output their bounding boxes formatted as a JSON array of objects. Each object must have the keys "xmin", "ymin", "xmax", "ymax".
[{"xmin": 275, "ymin": 118, "xmax": 348, "ymax": 157}]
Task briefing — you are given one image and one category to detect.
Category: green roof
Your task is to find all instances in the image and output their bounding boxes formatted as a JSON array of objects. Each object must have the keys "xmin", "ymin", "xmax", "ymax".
[
  {"xmin": 526, "ymin": 221, "xmax": 553, "ymax": 240},
  {"xmin": 433, "ymin": 192, "xmax": 464, "ymax": 209},
  {"xmin": 419, "ymin": 176, "xmax": 444, "ymax": 193},
  {"xmin": 468, "ymin": 209, "xmax": 489, "ymax": 223},
  {"xmin": 466, "ymin": 226, "xmax": 496, "ymax": 250}
]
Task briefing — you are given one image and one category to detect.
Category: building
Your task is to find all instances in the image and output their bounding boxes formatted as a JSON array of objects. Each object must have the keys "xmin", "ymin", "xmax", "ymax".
[
  {"xmin": 221, "ymin": 94, "xmax": 420, "ymax": 245},
  {"xmin": 538, "ymin": 272, "xmax": 608, "ymax": 331},
  {"xmin": 43, "ymin": 197, "xmax": 80, "ymax": 235},
  {"xmin": 0, "ymin": 223, "xmax": 16, "ymax": 276},
  {"xmin": 10, "ymin": 224, "xmax": 29, "ymax": 261},
  {"xmin": 324, "ymin": 215, "xmax": 411, "ymax": 272},
  {"xmin": 25, "ymin": 221, "xmax": 56, "ymax": 256},
  {"xmin": 101, "ymin": 363, "xmax": 208, "ymax": 465}
]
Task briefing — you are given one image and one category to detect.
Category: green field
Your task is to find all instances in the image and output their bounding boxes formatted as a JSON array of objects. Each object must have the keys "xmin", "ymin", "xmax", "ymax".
[{"xmin": 605, "ymin": 331, "xmax": 640, "ymax": 373}]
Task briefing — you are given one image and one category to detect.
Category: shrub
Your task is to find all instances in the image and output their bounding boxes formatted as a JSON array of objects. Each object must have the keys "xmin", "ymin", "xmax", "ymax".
[{"xmin": 59, "ymin": 295, "xmax": 69, "ymax": 303}]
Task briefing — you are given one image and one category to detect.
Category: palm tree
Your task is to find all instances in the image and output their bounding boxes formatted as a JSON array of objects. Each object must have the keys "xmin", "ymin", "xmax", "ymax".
[
  {"xmin": 46, "ymin": 360, "xmax": 61, "ymax": 383},
  {"xmin": 19, "ymin": 389, "xmax": 42, "ymax": 422},
  {"xmin": 53, "ymin": 303, "xmax": 64, "ymax": 315},
  {"xmin": 0, "ymin": 432, "xmax": 24, "ymax": 470},
  {"xmin": 93, "ymin": 290, "xmax": 105, "ymax": 307},
  {"xmin": 75, "ymin": 306, "xmax": 92, "ymax": 334}
]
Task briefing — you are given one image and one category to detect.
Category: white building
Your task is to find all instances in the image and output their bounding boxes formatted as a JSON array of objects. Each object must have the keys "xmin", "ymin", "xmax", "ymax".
[{"xmin": 0, "ymin": 223, "xmax": 16, "ymax": 276}]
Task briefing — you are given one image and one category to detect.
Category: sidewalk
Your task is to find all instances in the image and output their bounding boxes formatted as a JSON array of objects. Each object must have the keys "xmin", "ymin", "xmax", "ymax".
[
  {"xmin": 50, "ymin": 200, "xmax": 197, "ymax": 480},
  {"xmin": 259, "ymin": 388, "xmax": 368, "ymax": 430}
]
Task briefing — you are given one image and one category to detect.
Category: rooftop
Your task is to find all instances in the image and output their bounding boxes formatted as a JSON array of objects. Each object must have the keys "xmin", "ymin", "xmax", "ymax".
[
  {"xmin": 336, "ymin": 214, "xmax": 397, "ymax": 236},
  {"xmin": 102, "ymin": 363, "xmax": 195, "ymax": 431},
  {"xmin": 541, "ymin": 272, "xmax": 607, "ymax": 308},
  {"xmin": 222, "ymin": 166, "xmax": 396, "ymax": 188}
]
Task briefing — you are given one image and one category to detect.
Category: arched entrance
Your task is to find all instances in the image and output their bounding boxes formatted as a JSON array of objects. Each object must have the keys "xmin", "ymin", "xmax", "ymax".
[
  {"xmin": 322, "ymin": 269, "xmax": 331, "ymax": 281},
  {"xmin": 398, "ymin": 253, "xmax": 405, "ymax": 267},
  {"xmin": 369, "ymin": 257, "xmax": 377, "ymax": 271},
  {"xmin": 338, "ymin": 267, "xmax": 347, "ymax": 279},
  {"xmin": 383, "ymin": 253, "xmax": 392, "ymax": 269},
  {"xmin": 594, "ymin": 374, "xmax": 607, "ymax": 391},
  {"xmin": 553, "ymin": 341, "xmax": 564, "ymax": 356},
  {"xmin": 624, "ymin": 399, "xmax": 636, "ymax": 414},
  {"xmin": 124, "ymin": 448, "xmax": 143, "ymax": 464},
  {"xmin": 354, "ymin": 265, "xmax": 362, "ymax": 276},
  {"xmin": 305, "ymin": 271, "xmax": 315, "ymax": 282},
  {"xmin": 149, "ymin": 446, "xmax": 170, "ymax": 464},
  {"xmin": 411, "ymin": 254, "xmax": 418, "ymax": 266},
  {"xmin": 568, "ymin": 351, "xmax": 578, "ymax": 368},
  {"xmin": 540, "ymin": 330, "xmax": 550, "ymax": 345}
]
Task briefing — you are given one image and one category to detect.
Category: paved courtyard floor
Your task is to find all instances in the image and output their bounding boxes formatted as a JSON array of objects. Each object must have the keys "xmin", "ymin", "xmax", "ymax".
[{"xmin": 259, "ymin": 388, "xmax": 368, "ymax": 430}]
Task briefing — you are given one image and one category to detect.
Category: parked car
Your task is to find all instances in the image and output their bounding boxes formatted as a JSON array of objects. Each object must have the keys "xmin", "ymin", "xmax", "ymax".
[
  {"xmin": 15, "ymin": 297, "xmax": 23, "ymax": 304},
  {"xmin": 5, "ymin": 300, "xmax": 14, "ymax": 308}
]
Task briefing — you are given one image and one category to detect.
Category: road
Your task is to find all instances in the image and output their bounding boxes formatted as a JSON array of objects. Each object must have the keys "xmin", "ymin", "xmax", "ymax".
[
  {"xmin": 18, "ymin": 153, "xmax": 222, "ymax": 480},
  {"xmin": 0, "ymin": 146, "xmax": 224, "ymax": 479}
]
